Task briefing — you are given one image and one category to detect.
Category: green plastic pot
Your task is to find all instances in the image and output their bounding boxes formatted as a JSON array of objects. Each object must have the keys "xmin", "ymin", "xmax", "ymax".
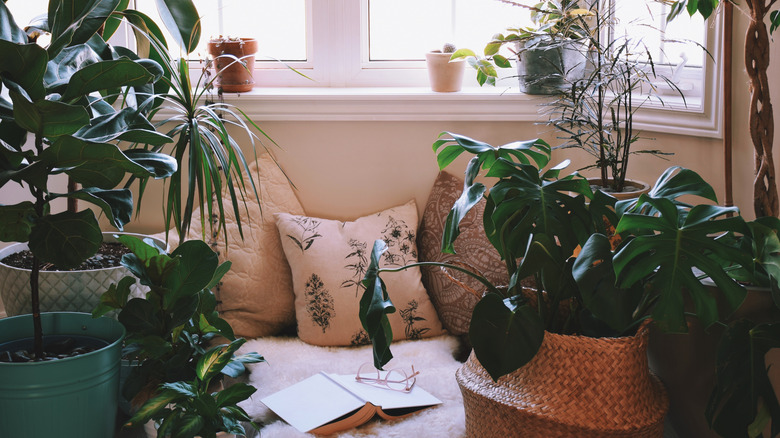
[{"xmin": 0, "ymin": 312, "xmax": 125, "ymax": 437}]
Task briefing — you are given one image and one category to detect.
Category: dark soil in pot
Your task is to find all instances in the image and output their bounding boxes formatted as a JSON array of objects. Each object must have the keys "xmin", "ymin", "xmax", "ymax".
[
  {"xmin": 1, "ymin": 242, "xmax": 130, "ymax": 271},
  {"xmin": 0, "ymin": 334, "xmax": 109, "ymax": 362}
]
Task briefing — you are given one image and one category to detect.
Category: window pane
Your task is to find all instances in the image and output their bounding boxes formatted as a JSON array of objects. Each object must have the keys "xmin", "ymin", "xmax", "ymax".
[
  {"xmin": 612, "ymin": 1, "xmax": 705, "ymax": 68},
  {"xmin": 4, "ymin": 0, "xmax": 48, "ymax": 30},
  {"xmin": 135, "ymin": 0, "xmax": 307, "ymax": 61},
  {"xmin": 369, "ymin": 0, "xmax": 529, "ymax": 61}
]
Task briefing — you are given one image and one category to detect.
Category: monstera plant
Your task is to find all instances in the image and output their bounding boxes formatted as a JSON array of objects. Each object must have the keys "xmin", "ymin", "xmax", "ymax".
[
  {"xmin": 360, "ymin": 132, "xmax": 752, "ymax": 384},
  {"xmin": 0, "ymin": 0, "xmax": 176, "ymax": 359}
]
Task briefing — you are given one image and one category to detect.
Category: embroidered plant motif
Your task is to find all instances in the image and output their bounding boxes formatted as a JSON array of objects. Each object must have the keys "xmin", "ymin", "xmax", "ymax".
[
  {"xmin": 351, "ymin": 330, "xmax": 370, "ymax": 346},
  {"xmin": 286, "ymin": 216, "xmax": 322, "ymax": 252},
  {"xmin": 342, "ymin": 239, "xmax": 369, "ymax": 297},
  {"xmin": 305, "ymin": 273, "xmax": 335, "ymax": 333},
  {"xmin": 380, "ymin": 216, "xmax": 417, "ymax": 266},
  {"xmin": 400, "ymin": 300, "xmax": 429, "ymax": 340}
]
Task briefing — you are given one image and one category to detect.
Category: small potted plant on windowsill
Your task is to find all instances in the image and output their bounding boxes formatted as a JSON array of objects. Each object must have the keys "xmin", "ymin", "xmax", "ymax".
[
  {"xmin": 207, "ymin": 36, "xmax": 259, "ymax": 93},
  {"xmin": 452, "ymin": 0, "xmax": 593, "ymax": 93},
  {"xmin": 425, "ymin": 43, "xmax": 467, "ymax": 92}
]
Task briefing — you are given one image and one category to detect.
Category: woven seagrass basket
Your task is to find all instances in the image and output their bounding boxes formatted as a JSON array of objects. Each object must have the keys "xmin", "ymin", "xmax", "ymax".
[{"xmin": 456, "ymin": 322, "xmax": 668, "ymax": 437}]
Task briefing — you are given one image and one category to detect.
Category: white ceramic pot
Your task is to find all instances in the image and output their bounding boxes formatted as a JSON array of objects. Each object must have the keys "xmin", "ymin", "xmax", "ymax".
[
  {"xmin": 0, "ymin": 232, "xmax": 166, "ymax": 316},
  {"xmin": 425, "ymin": 51, "xmax": 466, "ymax": 92}
]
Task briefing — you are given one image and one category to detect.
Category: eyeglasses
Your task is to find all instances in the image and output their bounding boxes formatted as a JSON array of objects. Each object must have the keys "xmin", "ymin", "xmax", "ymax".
[{"xmin": 355, "ymin": 362, "xmax": 420, "ymax": 392}]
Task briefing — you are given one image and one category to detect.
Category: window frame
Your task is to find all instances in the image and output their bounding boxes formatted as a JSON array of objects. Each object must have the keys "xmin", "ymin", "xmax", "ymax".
[{"xmin": 188, "ymin": 0, "xmax": 723, "ymax": 139}]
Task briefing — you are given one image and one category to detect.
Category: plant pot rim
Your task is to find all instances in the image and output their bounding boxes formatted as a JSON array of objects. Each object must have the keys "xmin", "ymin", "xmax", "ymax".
[
  {"xmin": 208, "ymin": 37, "xmax": 257, "ymax": 44},
  {"xmin": 0, "ymin": 232, "xmax": 166, "ymax": 274},
  {"xmin": 586, "ymin": 177, "xmax": 651, "ymax": 196},
  {"xmin": 0, "ymin": 311, "xmax": 125, "ymax": 367}
]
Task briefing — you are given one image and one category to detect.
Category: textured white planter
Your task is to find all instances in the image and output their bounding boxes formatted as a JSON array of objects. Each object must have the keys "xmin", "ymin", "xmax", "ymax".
[{"xmin": 0, "ymin": 232, "xmax": 165, "ymax": 316}]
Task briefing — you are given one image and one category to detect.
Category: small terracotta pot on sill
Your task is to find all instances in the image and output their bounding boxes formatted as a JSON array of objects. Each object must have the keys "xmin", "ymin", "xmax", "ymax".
[
  {"xmin": 425, "ymin": 51, "xmax": 466, "ymax": 93},
  {"xmin": 207, "ymin": 38, "xmax": 258, "ymax": 93}
]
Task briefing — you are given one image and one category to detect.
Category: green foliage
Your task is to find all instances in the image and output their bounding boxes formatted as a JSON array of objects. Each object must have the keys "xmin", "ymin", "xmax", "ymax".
[
  {"xmin": 116, "ymin": 1, "xmax": 287, "ymax": 245},
  {"xmin": 126, "ymin": 338, "xmax": 262, "ymax": 438},
  {"xmin": 0, "ymin": 0, "xmax": 177, "ymax": 356},
  {"xmin": 93, "ymin": 234, "xmax": 261, "ymax": 412},
  {"xmin": 451, "ymin": 0, "xmax": 593, "ymax": 86},
  {"xmin": 359, "ymin": 131, "xmax": 756, "ymax": 385}
]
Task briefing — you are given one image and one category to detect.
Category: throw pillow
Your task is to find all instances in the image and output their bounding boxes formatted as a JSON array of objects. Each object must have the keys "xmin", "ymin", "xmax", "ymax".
[
  {"xmin": 276, "ymin": 201, "xmax": 445, "ymax": 346},
  {"xmin": 175, "ymin": 152, "xmax": 305, "ymax": 338},
  {"xmin": 417, "ymin": 171, "xmax": 509, "ymax": 335}
]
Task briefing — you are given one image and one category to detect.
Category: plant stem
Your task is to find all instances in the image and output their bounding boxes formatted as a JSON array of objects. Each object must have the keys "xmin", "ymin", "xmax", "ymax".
[{"xmin": 31, "ymin": 133, "xmax": 46, "ymax": 360}]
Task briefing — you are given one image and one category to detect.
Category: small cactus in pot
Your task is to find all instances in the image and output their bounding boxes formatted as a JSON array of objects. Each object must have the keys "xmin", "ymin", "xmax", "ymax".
[{"xmin": 425, "ymin": 42, "xmax": 466, "ymax": 92}]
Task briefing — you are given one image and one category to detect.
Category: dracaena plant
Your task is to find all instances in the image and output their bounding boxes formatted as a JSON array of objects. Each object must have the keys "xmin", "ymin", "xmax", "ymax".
[
  {"xmin": 93, "ymin": 235, "xmax": 262, "ymax": 412},
  {"xmin": 0, "ymin": 0, "xmax": 177, "ymax": 359},
  {"xmin": 125, "ymin": 338, "xmax": 261, "ymax": 438},
  {"xmin": 109, "ymin": 0, "xmax": 298, "ymax": 245},
  {"xmin": 359, "ymin": 132, "xmax": 752, "ymax": 383}
]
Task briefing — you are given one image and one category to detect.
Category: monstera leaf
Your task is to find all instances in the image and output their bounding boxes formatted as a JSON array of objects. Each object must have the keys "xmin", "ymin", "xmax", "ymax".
[{"xmin": 614, "ymin": 196, "xmax": 750, "ymax": 333}]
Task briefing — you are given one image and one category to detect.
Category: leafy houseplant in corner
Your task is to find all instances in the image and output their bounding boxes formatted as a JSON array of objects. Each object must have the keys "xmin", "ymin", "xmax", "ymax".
[
  {"xmin": 359, "ymin": 132, "xmax": 751, "ymax": 436},
  {"xmin": 453, "ymin": 0, "xmax": 593, "ymax": 93},
  {"xmin": 207, "ymin": 36, "xmax": 259, "ymax": 93},
  {"xmin": 425, "ymin": 43, "xmax": 466, "ymax": 92},
  {"xmin": 0, "ymin": 0, "xmax": 177, "ymax": 436},
  {"xmin": 94, "ymin": 235, "xmax": 263, "ymax": 437}
]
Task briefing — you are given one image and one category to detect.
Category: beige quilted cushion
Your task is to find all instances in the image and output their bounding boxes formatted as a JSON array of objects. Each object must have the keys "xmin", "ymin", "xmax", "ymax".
[
  {"xmin": 172, "ymin": 152, "xmax": 305, "ymax": 338},
  {"xmin": 417, "ymin": 171, "xmax": 508, "ymax": 335},
  {"xmin": 276, "ymin": 201, "xmax": 445, "ymax": 346}
]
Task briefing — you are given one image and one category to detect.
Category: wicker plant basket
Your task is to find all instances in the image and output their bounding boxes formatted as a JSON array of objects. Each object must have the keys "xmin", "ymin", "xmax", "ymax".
[{"xmin": 456, "ymin": 322, "xmax": 668, "ymax": 437}]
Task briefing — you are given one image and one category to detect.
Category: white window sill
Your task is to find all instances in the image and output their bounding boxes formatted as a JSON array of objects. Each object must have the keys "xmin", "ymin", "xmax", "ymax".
[{"xmin": 203, "ymin": 86, "xmax": 720, "ymax": 139}]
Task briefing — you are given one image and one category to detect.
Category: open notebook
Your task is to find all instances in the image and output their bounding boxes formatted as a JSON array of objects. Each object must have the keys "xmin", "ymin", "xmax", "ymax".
[{"xmin": 261, "ymin": 371, "xmax": 442, "ymax": 435}]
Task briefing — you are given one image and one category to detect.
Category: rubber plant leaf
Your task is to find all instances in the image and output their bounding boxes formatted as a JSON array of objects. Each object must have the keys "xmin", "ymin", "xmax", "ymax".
[
  {"xmin": 48, "ymin": 0, "xmax": 122, "ymax": 58},
  {"xmin": 614, "ymin": 195, "xmax": 750, "ymax": 333},
  {"xmin": 0, "ymin": 1, "xmax": 29, "ymax": 43},
  {"xmin": 154, "ymin": 0, "xmax": 201, "ymax": 54},
  {"xmin": 60, "ymin": 58, "xmax": 156, "ymax": 102},
  {"xmin": 28, "ymin": 209, "xmax": 102, "ymax": 270},
  {"xmin": 359, "ymin": 239, "xmax": 396, "ymax": 370},
  {"xmin": 0, "ymin": 41, "xmax": 47, "ymax": 100},
  {"xmin": 74, "ymin": 106, "xmax": 172, "ymax": 146},
  {"xmin": 9, "ymin": 91, "xmax": 90, "ymax": 137},
  {"xmin": 44, "ymin": 44, "xmax": 103, "ymax": 92},
  {"xmin": 49, "ymin": 187, "xmax": 133, "ymax": 230},
  {"xmin": 469, "ymin": 292, "xmax": 545, "ymax": 381},
  {"xmin": 101, "ymin": 0, "xmax": 130, "ymax": 39},
  {"xmin": 0, "ymin": 201, "xmax": 37, "ymax": 242}
]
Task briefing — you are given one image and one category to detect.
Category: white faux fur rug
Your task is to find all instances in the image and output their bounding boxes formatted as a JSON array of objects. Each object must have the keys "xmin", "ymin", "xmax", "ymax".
[{"xmin": 237, "ymin": 335, "xmax": 467, "ymax": 438}]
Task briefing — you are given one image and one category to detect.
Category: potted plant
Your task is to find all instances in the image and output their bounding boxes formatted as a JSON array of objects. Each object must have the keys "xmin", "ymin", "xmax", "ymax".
[
  {"xmin": 0, "ymin": 0, "xmax": 178, "ymax": 436},
  {"xmin": 207, "ymin": 36, "xmax": 259, "ymax": 93},
  {"xmin": 452, "ymin": 0, "xmax": 593, "ymax": 93},
  {"xmin": 542, "ymin": 2, "xmax": 680, "ymax": 196},
  {"xmin": 425, "ymin": 43, "xmax": 466, "ymax": 92},
  {"xmin": 93, "ymin": 235, "xmax": 262, "ymax": 437},
  {"xmin": 358, "ymin": 132, "xmax": 751, "ymax": 435}
]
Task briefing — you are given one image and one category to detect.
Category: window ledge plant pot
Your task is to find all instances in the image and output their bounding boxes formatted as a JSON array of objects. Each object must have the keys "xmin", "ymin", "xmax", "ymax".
[
  {"xmin": 516, "ymin": 39, "xmax": 587, "ymax": 95},
  {"xmin": 586, "ymin": 178, "xmax": 651, "ymax": 201},
  {"xmin": 207, "ymin": 38, "xmax": 258, "ymax": 93},
  {"xmin": 0, "ymin": 233, "xmax": 166, "ymax": 317},
  {"xmin": 0, "ymin": 312, "xmax": 125, "ymax": 437},
  {"xmin": 456, "ymin": 322, "xmax": 668, "ymax": 437},
  {"xmin": 425, "ymin": 51, "xmax": 466, "ymax": 92}
]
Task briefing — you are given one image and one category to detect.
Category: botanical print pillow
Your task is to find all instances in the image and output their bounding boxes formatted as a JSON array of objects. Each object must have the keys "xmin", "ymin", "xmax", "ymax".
[{"xmin": 275, "ymin": 201, "xmax": 445, "ymax": 347}]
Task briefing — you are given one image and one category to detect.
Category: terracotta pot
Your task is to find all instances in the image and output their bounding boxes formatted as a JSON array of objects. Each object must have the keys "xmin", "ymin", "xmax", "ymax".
[
  {"xmin": 648, "ymin": 282, "xmax": 779, "ymax": 438},
  {"xmin": 207, "ymin": 38, "xmax": 258, "ymax": 93},
  {"xmin": 456, "ymin": 323, "xmax": 668, "ymax": 437},
  {"xmin": 587, "ymin": 177, "xmax": 651, "ymax": 201},
  {"xmin": 425, "ymin": 51, "xmax": 466, "ymax": 92}
]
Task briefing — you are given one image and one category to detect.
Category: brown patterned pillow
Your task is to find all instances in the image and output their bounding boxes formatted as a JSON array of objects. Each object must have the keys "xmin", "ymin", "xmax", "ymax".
[
  {"xmin": 276, "ymin": 201, "xmax": 445, "ymax": 346},
  {"xmin": 417, "ymin": 171, "xmax": 509, "ymax": 335}
]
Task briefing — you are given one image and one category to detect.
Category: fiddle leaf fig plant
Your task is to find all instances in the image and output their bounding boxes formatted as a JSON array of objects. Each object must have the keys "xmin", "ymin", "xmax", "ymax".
[{"xmin": 0, "ymin": 0, "xmax": 177, "ymax": 360}]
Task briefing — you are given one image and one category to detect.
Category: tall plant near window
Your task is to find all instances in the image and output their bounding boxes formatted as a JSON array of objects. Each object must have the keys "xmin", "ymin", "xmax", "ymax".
[{"xmin": 668, "ymin": 0, "xmax": 780, "ymax": 217}]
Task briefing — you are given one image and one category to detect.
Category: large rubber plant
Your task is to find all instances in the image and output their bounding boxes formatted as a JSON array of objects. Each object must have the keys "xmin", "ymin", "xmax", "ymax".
[{"xmin": 0, "ymin": 0, "xmax": 177, "ymax": 359}]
